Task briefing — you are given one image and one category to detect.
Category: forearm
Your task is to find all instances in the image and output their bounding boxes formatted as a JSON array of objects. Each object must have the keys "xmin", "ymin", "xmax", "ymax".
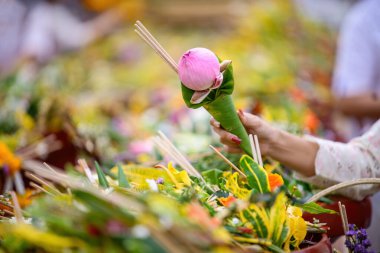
[
  {"xmin": 334, "ymin": 94, "xmax": 380, "ymax": 118},
  {"xmin": 267, "ymin": 130, "xmax": 319, "ymax": 177}
]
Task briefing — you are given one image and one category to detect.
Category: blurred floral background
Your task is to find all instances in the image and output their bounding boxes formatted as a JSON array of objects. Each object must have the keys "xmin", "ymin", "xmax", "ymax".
[{"xmin": 0, "ymin": 0, "xmax": 352, "ymax": 167}]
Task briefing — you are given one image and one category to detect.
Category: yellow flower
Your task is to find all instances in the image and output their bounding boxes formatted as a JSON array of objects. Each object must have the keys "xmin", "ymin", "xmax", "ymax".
[
  {"xmin": 224, "ymin": 172, "xmax": 251, "ymax": 200},
  {"xmin": 284, "ymin": 206, "xmax": 307, "ymax": 250},
  {"xmin": 0, "ymin": 224, "xmax": 85, "ymax": 250},
  {"xmin": 111, "ymin": 162, "xmax": 191, "ymax": 191}
]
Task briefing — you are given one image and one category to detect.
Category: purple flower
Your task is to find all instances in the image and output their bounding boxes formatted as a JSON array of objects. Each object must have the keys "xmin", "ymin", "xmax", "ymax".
[
  {"xmin": 357, "ymin": 229, "xmax": 367, "ymax": 240},
  {"xmin": 345, "ymin": 239, "xmax": 355, "ymax": 250},
  {"xmin": 156, "ymin": 177, "xmax": 164, "ymax": 184},
  {"xmin": 354, "ymin": 244, "xmax": 365, "ymax": 253},
  {"xmin": 362, "ymin": 239, "xmax": 371, "ymax": 248},
  {"xmin": 3, "ymin": 165, "xmax": 9, "ymax": 175},
  {"xmin": 345, "ymin": 224, "xmax": 373, "ymax": 253}
]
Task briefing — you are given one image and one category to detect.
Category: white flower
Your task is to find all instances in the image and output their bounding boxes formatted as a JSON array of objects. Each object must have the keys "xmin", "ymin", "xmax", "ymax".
[
  {"xmin": 146, "ymin": 179, "xmax": 159, "ymax": 192},
  {"xmin": 132, "ymin": 225, "xmax": 150, "ymax": 238}
]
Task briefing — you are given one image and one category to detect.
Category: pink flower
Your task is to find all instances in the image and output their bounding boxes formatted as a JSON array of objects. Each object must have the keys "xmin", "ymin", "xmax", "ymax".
[
  {"xmin": 128, "ymin": 140, "xmax": 153, "ymax": 156},
  {"xmin": 178, "ymin": 48, "xmax": 231, "ymax": 104}
]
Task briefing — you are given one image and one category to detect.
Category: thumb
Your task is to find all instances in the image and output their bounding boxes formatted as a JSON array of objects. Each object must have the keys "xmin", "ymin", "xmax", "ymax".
[{"xmin": 237, "ymin": 110, "xmax": 262, "ymax": 131}]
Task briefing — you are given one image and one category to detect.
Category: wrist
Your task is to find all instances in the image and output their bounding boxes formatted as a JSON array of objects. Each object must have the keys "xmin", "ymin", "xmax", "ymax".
[{"xmin": 266, "ymin": 128, "xmax": 285, "ymax": 158}]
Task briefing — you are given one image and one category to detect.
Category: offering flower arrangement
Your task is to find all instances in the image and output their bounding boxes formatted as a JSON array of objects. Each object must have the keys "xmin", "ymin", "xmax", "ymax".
[{"xmin": 0, "ymin": 134, "xmax": 336, "ymax": 252}]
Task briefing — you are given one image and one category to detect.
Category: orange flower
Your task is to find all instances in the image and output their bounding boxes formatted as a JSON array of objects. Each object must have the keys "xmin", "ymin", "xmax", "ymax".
[
  {"xmin": 17, "ymin": 189, "xmax": 35, "ymax": 208},
  {"xmin": 268, "ymin": 173, "xmax": 284, "ymax": 192},
  {"xmin": 0, "ymin": 142, "xmax": 21, "ymax": 175},
  {"xmin": 304, "ymin": 111, "xmax": 320, "ymax": 134},
  {"xmin": 219, "ymin": 195, "xmax": 237, "ymax": 207},
  {"xmin": 187, "ymin": 202, "xmax": 221, "ymax": 229},
  {"xmin": 290, "ymin": 87, "xmax": 306, "ymax": 103}
]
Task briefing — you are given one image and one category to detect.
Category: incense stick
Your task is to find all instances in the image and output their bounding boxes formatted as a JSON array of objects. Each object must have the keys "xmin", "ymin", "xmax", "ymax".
[
  {"xmin": 13, "ymin": 171, "xmax": 25, "ymax": 195},
  {"xmin": 153, "ymin": 137, "xmax": 199, "ymax": 178},
  {"xmin": 78, "ymin": 159, "xmax": 96, "ymax": 184},
  {"xmin": 153, "ymin": 132, "xmax": 212, "ymax": 191},
  {"xmin": 30, "ymin": 182, "xmax": 55, "ymax": 196},
  {"xmin": 134, "ymin": 21, "xmax": 178, "ymax": 73},
  {"xmin": 135, "ymin": 21, "xmax": 178, "ymax": 69},
  {"xmin": 25, "ymin": 172, "xmax": 61, "ymax": 195},
  {"xmin": 249, "ymin": 134, "xmax": 258, "ymax": 164},
  {"xmin": 339, "ymin": 202, "xmax": 349, "ymax": 236},
  {"xmin": 209, "ymin": 145, "xmax": 246, "ymax": 178},
  {"xmin": 135, "ymin": 21, "xmax": 178, "ymax": 66},
  {"xmin": 158, "ymin": 131, "xmax": 201, "ymax": 178},
  {"xmin": 43, "ymin": 162, "xmax": 61, "ymax": 175},
  {"xmin": 10, "ymin": 191, "xmax": 23, "ymax": 223},
  {"xmin": 254, "ymin": 135, "xmax": 263, "ymax": 167}
]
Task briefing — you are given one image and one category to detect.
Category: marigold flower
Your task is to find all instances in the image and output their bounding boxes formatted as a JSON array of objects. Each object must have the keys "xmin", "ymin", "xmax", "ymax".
[
  {"xmin": 0, "ymin": 142, "xmax": 21, "ymax": 175},
  {"xmin": 218, "ymin": 195, "xmax": 237, "ymax": 207},
  {"xmin": 268, "ymin": 173, "xmax": 284, "ymax": 192}
]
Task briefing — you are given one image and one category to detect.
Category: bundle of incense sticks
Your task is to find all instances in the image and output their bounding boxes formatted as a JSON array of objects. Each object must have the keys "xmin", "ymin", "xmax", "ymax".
[{"xmin": 134, "ymin": 21, "xmax": 178, "ymax": 73}]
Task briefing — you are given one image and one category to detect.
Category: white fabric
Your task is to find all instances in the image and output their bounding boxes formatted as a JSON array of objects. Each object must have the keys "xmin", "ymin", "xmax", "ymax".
[
  {"xmin": 332, "ymin": 0, "xmax": 380, "ymax": 139},
  {"xmin": 297, "ymin": 120, "xmax": 380, "ymax": 251},
  {"xmin": 297, "ymin": 119, "xmax": 380, "ymax": 200}
]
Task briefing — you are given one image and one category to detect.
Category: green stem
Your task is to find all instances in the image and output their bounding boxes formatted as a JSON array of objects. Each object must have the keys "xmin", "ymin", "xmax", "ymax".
[{"xmin": 204, "ymin": 94, "xmax": 252, "ymax": 156}]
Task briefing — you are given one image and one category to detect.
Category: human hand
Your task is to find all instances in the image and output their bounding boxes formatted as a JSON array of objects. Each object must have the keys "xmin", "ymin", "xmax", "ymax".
[{"xmin": 210, "ymin": 110, "xmax": 280, "ymax": 156}]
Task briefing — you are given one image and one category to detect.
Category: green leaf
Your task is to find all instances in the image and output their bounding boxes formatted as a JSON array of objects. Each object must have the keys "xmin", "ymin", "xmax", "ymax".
[
  {"xmin": 95, "ymin": 161, "xmax": 109, "ymax": 189},
  {"xmin": 296, "ymin": 202, "xmax": 337, "ymax": 214},
  {"xmin": 72, "ymin": 190, "xmax": 134, "ymax": 222},
  {"xmin": 243, "ymin": 209, "xmax": 268, "ymax": 238},
  {"xmin": 201, "ymin": 169, "xmax": 223, "ymax": 185},
  {"xmin": 267, "ymin": 244, "xmax": 286, "ymax": 253},
  {"xmin": 117, "ymin": 164, "xmax": 130, "ymax": 188},
  {"xmin": 240, "ymin": 155, "xmax": 270, "ymax": 193}
]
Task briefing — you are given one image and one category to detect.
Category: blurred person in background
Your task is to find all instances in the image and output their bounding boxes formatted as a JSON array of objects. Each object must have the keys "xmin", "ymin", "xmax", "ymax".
[
  {"xmin": 316, "ymin": 0, "xmax": 380, "ymax": 140},
  {"xmin": 0, "ymin": 0, "xmax": 130, "ymax": 77},
  {"xmin": 308, "ymin": 0, "xmax": 380, "ymax": 250}
]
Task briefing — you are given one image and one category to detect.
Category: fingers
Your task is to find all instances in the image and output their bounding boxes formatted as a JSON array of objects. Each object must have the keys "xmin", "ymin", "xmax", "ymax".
[
  {"xmin": 210, "ymin": 117, "xmax": 242, "ymax": 151},
  {"xmin": 237, "ymin": 110, "xmax": 262, "ymax": 131},
  {"xmin": 210, "ymin": 117, "xmax": 221, "ymax": 128},
  {"xmin": 225, "ymin": 145, "xmax": 242, "ymax": 153},
  {"xmin": 212, "ymin": 123, "xmax": 241, "ymax": 145}
]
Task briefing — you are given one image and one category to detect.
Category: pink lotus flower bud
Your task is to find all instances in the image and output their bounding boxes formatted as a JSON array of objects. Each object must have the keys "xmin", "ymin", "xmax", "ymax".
[
  {"xmin": 178, "ymin": 47, "xmax": 221, "ymax": 91},
  {"xmin": 178, "ymin": 48, "xmax": 230, "ymax": 104}
]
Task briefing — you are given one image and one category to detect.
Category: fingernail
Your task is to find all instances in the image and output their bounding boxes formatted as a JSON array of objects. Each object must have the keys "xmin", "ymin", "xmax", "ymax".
[{"xmin": 231, "ymin": 136, "xmax": 241, "ymax": 144}]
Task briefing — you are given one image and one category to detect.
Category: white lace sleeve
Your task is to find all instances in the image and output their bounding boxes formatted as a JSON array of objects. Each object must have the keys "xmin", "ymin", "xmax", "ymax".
[{"xmin": 296, "ymin": 120, "xmax": 380, "ymax": 200}]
